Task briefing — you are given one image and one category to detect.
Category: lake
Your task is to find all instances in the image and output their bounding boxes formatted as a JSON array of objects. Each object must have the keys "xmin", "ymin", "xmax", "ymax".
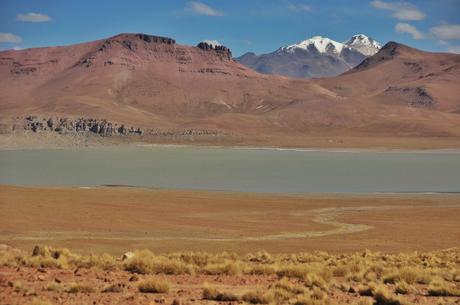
[{"xmin": 0, "ymin": 146, "xmax": 459, "ymax": 193}]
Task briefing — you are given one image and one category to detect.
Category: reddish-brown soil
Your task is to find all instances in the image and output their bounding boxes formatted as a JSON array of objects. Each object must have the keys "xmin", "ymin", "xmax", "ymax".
[
  {"xmin": 1, "ymin": 185, "xmax": 459, "ymax": 254},
  {"xmin": 0, "ymin": 265, "xmax": 455, "ymax": 305}
]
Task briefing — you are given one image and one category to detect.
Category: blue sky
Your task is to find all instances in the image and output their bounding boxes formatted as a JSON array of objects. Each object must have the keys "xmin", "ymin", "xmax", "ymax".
[{"xmin": 0, "ymin": 0, "xmax": 459, "ymax": 56}]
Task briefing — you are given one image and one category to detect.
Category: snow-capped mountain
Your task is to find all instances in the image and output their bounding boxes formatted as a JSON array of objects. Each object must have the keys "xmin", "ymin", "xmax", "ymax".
[
  {"xmin": 237, "ymin": 34, "xmax": 382, "ymax": 78},
  {"xmin": 281, "ymin": 36, "xmax": 346, "ymax": 54},
  {"xmin": 343, "ymin": 34, "xmax": 381, "ymax": 56}
]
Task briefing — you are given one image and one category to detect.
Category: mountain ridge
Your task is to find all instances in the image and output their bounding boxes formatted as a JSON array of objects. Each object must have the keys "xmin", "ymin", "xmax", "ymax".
[
  {"xmin": 1, "ymin": 33, "xmax": 460, "ymax": 147},
  {"xmin": 236, "ymin": 34, "xmax": 382, "ymax": 78}
]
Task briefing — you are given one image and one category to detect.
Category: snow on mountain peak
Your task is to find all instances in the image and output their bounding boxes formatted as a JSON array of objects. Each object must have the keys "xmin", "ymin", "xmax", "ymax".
[
  {"xmin": 282, "ymin": 36, "xmax": 344, "ymax": 54},
  {"xmin": 343, "ymin": 34, "xmax": 381, "ymax": 56},
  {"xmin": 278, "ymin": 34, "xmax": 382, "ymax": 56}
]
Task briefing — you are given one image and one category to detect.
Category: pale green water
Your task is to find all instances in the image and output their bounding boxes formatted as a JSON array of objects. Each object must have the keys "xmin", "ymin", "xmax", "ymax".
[{"xmin": 0, "ymin": 146, "xmax": 459, "ymax": 193}]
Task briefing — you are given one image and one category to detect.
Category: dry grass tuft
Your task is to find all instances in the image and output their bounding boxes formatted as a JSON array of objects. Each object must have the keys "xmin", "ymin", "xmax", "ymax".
[
  {"xmin": 31, "ymin": 298, "xmax": 54, "ymax": 305},
  {"xmin": 202, "ymin": 283, "xmax": 238, "ymax": 301},
  {"xmin": 242, "ymin": 289, "xmax": 273, "ymax": 304},
  {"xmin": 428, "ymin": 278, "xmax": 460, "ymax": 297},
  {"xmin": 44, "ymin": 282, "xmax": 61, "ymax": 292},
  {"xmin": 373, "ymin": 285, "xmax": 408, "ymax": 305},
  {"xmin": 124, "ymin": 250, "xmax": 194, "ymax": 275},
  {"xmin": 101, "ymin": 283, "xmax": 124, "ymax": 293},
  {"xmin": 138, "ymin": 277, "xmax": 170, "ymax": 293},
  {"xmin": 394, "ymin": 281, "xmax": 413, "ymax": 295},
  {"xmin": 65, "ymin": 282, "xmax": 95, "ymax": 293}
]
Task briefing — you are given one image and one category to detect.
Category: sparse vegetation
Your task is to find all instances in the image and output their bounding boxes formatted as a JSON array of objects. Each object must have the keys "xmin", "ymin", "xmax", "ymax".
[
  {"xmin": 138, "ymin": 277, "xmax": 170, "ymax": 293},
  {"xmin": 65, "ymin": 282, "xmax": 95, "ymax": 293},
  {"xmin": 202, "ymin": 283, "xmax": 238, "ymax": 301},
  {"xmin": 372, "ymin": 285, "xmax": 408, "ymax": 305},
  {"xmin": 2, "ymin": 245, "xmax": 460, "ymax": 304},
  {"xmin": 428, "ymin": 278, "xmax": 460, "ymax": 296},
  {"xmin": 44, "ymin": 282, "xmax": 61, "ymax": 292},
  {"xmin": 242, "ymin": 289, "xmax": 273, "ymax": 304},
  {"xmin": 101, "ymin": 283, "xmax": 124, "ymax": 293},
  {"xmin": 31, "ymin": 298, "xmax": 54, "ymax": 305}
]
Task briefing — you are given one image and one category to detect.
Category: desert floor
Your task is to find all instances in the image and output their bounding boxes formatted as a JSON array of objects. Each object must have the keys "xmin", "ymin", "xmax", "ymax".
[
  {"xmin": 1, "ymin": 185, "xmax": 459, "ymax": 254},
  {"xmin": 1, "ymin": 186, "xmax": 460, "ymax": 305}
]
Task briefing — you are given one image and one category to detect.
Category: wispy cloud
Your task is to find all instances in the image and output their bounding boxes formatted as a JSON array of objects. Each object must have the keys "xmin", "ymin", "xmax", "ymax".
[
  {"xmin": 0, "ymin": 32, "xmax": 22, "ymax": 43},
  {"xmin": 17, "ymin": 12, "xmax": 51, "ymax": 22},
  {"xmin": 370, "ymin": 1, "xmax": 425, "ymax": 21},
  {"xmin": 395, "ymin": 23, "xmax": 423, "ymax": 39},
  {"xmin": 187, "ymin": 1, "xmax": 223, "ymax": 16},
  {"xmin": 430, "ymin": 24, "xmax": 460, "ymax": 40},
  {"xmin": 447, "ymin": 45, "xmax": 460, "ymax": 54},
  {"xmin": 287, "ymin": 4, "xmax": 311, "ymax": 12}
]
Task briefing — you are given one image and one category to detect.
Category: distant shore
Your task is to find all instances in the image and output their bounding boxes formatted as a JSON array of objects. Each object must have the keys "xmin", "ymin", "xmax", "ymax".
[{"xmin": 1, "ymin": 132, "xmax": 460, "ymax": 151}]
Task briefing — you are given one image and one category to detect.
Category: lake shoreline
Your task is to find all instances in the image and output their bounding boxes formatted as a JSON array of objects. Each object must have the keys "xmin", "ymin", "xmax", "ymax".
[
  {"xmin": 2, "ymin": 133, "xmax": 460, "ymax": 152},
  {"xmin": 2, "ymin": 140, "xmax": 460, "ymax": 154}
]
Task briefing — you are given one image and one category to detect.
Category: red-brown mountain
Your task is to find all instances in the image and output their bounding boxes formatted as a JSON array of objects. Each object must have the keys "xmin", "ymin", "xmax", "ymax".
[{"xmin": 1, "ymin": 33, "xmax": 459, "ymax": 145}]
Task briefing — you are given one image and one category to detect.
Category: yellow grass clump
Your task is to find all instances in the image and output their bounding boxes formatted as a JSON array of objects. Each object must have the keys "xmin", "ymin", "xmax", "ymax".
[
  {"xmin": 124, "ymin": 249, "xmax": 194, "ymax": 275},
  {"xmin": 31, "ymin": 298, "xmax": 54, "ymax": 305},
  {"xmin": 138, "ymin": 277, "xmax": 171, "ymax": 293},
  {"xmin": 427, "ymin": 278, "xmax": 460, "ymax": 297},
  {"xmin": 202, "ymin": 283, "xmax": 239, "ymax": 301},
  {"xmin": 65, "ymin": 282, "xmax": 95, "ymax": 293},
  {"xmin": 242, "ymin": 289, "xmax": 274, "ymax": 304}
]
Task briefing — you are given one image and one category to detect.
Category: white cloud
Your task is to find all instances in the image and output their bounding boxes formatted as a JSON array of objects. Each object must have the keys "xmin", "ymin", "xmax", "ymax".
[
  {"xmin": 188, "ymin": 1, "xmax": 223, "ymax": 16},
  {"xmin": 370, "ymin": 1, "xmax": 425, "ymax": 21},
  {"xmin": 430, "ymin": 24, "xmax": 460, "ymax": 40},
  {"xmin": 17, "ymin": 12, "xmax": 51, "ymax": 22},
  {"xmin": 0, "ymin": 32, "xmax": 22, "ymax": 43},
  {"xmin": 288, "ymin": 4, "xmax": 311, "ymax": 12},
  {"xmin": 395, "ymin": 22, "xmax": 423, "ymax": 39},
  {"xmin": 13, "ymin": 46, "xmax": 22, "ymax": 50},
  {"xmin": 447, "ymin": 45, "xmax": 460, "ymax": 54}
]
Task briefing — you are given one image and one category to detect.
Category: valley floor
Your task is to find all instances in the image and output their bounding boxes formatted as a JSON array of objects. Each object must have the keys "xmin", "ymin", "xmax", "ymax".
[{"xmin": 1, "ymin": 185, "xmax": 459, "ymax": 254}]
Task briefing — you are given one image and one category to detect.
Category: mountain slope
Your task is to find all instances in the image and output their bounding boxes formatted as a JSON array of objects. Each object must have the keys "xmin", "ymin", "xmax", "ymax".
[
  {"xmin": 236, "ymin": 34, "xmax": 381, "ymax": 79},
  {"xmin": 0, "ymin": 34, "xmax": 459, "ymax": 146},
  {"xmin": 0, "ymin": 33, "xmax": 332, "ymax": 130}
]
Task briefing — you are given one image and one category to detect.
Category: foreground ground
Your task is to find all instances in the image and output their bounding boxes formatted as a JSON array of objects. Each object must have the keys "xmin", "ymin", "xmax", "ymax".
[
  {"xmin": 1, "ymin": 186, "xmax": 460, "ymax": 304},
  {"xmin": 0, "ymin": 245, "xmax": 459, "ymax": 305}
]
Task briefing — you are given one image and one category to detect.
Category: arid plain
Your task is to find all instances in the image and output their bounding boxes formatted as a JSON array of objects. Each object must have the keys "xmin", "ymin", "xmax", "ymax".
[
  {"xmin": 1, "ymin": 185, "xmax": 460, "ymax": 254},
  {"xmin": 1, "ymin": 186, "xmax": 460, "ymax": 305}
]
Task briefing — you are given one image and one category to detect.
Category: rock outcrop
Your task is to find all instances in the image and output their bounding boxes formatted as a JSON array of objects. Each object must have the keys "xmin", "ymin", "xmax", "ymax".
[
  {"xmin": 20, "ymin": 116, "xmax": 143, "ymax": 136},
  {"xmin": 13, "ymin": 116, "xmax": 224, "ymax": 138},
  {"xmin": 197, "ymin": 42, "xmax": 232, "ymax": 60}
]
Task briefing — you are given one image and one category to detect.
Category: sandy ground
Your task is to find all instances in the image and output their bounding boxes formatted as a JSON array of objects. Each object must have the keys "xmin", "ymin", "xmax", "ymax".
[{"xmin": 1, "ymin": 185, "xmax": 459, "ymax": 254}]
